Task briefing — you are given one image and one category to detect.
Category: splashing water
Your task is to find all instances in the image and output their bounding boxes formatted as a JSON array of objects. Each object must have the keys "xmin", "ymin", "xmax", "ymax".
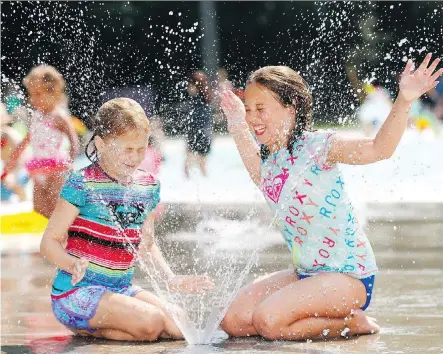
[{"xmin": 82, "ymin": 167, "xmax": 272, "ymax": 345}]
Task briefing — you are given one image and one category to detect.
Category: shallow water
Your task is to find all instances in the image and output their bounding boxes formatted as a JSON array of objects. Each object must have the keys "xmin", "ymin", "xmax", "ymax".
[
  {"xmin": 2, "ymin": 130, "xmax": 442, "ymax": 352},
  {"xmin": 1, "ymin": 218, "xmax": 443, "ymax": 354}
]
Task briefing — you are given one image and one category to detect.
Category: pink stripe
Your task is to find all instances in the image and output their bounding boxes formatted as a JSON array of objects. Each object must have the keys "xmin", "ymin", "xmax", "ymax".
[{"xmin": 26, "ymin": 158, "xmax": 69, "ymax": 172}]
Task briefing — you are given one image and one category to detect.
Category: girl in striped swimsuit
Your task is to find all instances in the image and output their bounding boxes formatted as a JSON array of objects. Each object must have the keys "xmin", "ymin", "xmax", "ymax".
[{"xmin": 40, "ymin": 98, "xmax": 213, "ymax": 341}]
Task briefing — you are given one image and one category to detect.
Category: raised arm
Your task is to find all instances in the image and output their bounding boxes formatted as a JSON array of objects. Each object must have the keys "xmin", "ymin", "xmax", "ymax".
[
  {"xmin": 220, "ymin": 90, "xmax": 261, "ymax": 186},
  {"xmin": 328, "ymin": 54, "xmax": 442, "ymax": 165}
]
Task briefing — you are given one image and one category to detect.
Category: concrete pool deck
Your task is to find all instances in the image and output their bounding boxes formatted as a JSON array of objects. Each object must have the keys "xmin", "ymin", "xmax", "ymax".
[
  {"xmin": 1, "ymin": 129, "xmax": 442, "ymax": 353},
  {"xmin": 1, "ymin": 235, "xmax": 443, "ymax": 354}
]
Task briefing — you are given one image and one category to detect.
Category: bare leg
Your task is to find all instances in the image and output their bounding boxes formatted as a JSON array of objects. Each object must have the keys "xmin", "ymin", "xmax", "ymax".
[
  {"xmin": 197, "ymin": 155, "xmax": 207, "ymax": 176},
  {"xmin": 41, "ymin": 171, "xmax": 68, "ymax": 218},
  {"xmin": 221, "ymin": 269, "xmax": 299, "ymax": 337},
  {"xmin": 72, "ymin": 328, "xmax": 136, "ymax": 341},
  {"xmin": 277, "ymin": 309, "xmax": 379, "ymax": 340},
  {"xmin": 87, "ymin": 291, "xmax": 166, "ymax": 341},
  {"xmin": 33, "ymin": 176, "xmax": 48, "ymax": 217},
  {"xmin": 134, "ymin": 290, "xmax": 183, "ymax": 339},
  {"xmin": 251, "ymin": 273, "xmax": 379, "ymax": 340},
  {"xmin": 184, "ymin": 150, "xmax": 193, "ymax": 178}
]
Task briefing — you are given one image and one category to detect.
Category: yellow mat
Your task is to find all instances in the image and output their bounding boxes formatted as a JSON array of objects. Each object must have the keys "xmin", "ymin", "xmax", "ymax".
[{"xmin": 0, "ymin": 211, "xmax": 48, "ymax": 235}]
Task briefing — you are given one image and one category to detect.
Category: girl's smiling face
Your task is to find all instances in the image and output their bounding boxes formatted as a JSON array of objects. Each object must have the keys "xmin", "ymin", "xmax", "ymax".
[{"xmin": 244, "ymin": 82, "xmax": 296, "ymax": 152}]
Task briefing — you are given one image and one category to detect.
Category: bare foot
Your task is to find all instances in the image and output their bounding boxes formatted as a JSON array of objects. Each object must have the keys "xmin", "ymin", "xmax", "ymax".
[
  {"xmin": 347, "ymin": 309, "xmax": 380, "ymax": 336},
  {"xmin": 159, "ymin": 331, "xmax": 172, "ymax": 339},
  {"xmin": 71, "ymin": 329, "xmax": 93, "ymax": 337}
]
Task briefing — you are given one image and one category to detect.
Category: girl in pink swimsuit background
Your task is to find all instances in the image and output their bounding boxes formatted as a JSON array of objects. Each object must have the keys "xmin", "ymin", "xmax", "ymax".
[{"xmin": 2, "ymin": 65, "xmax": 79, "ymax": 218}]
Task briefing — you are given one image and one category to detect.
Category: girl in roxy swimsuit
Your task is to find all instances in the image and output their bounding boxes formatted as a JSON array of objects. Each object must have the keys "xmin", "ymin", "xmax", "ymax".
[{"xmin": 220, "ymin": 54, "xmax": 441, "ymax": 340}]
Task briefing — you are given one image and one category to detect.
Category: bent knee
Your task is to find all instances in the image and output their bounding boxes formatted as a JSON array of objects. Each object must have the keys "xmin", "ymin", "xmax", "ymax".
[
  {"xmin": 132, "ymin": 308, "xmax": 165, "ymax": 341},
  {"xmin": 252, "ymin": 308, "xmax": 284, "ymax": 340},
  {"xmin": 221, "ymin": 310, "xmax": 254, "ymax": 337}
]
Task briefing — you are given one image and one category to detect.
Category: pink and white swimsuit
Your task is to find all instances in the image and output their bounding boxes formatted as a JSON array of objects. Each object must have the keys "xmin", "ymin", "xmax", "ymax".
[{"xmin": 25, "ymin": 108, "xmax": 70, "ymax": 175}]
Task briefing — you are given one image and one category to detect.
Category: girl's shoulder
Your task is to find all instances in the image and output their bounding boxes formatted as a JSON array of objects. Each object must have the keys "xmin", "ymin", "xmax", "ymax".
[
  {"xmin": 301, "ymin": 130, "xmax": 336, "ymax": 151},
  {"xmin": 302, "ymin": 130, "xmax": 337, "ymax": 170},
  {"xmin": 304, "ymin": 129, "xmax": 335, "ymax": 141}
]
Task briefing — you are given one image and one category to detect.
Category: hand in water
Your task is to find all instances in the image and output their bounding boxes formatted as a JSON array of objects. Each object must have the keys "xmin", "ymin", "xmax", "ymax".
[
  {"xmin": 220, "ymin": 90, "xmax": 248, "ymax": 133},
  {"xmin": 168, "ymin": 275, "xmax": 214, "ymax": 294},
  {"xmin": 399, "ymin": 53, "xmax": 442, "ymax": 102},
  {"xmin": 71, "ymin": 258, "xmax": 89, "ymax": 286}
]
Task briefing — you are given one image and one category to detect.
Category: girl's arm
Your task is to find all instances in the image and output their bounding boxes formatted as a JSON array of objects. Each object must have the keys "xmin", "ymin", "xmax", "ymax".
[
  {"xmin": 1, "ymin": 133, "xmax": 30, "ymax": 179},
  {"xmin": 139, "ymin": 213, "xmax": 175, "ymax": 281},
  {"xmin": 40, "ymin": 198, "xmax": 83, "ymax": 272},
  {"xmin": 139, "ymin": 213, "xmax": 214, "ymax": 293},
  {"xmin": 220, "ymin": 90, "xmax": 261, "ymax": 186},
  {"xmin": 328, "ymin": 54, "xmax": 442, "ymax": 165},
  {"xmin": 53, "ymin": 111, "xmax": 80, "ymax": 162}
]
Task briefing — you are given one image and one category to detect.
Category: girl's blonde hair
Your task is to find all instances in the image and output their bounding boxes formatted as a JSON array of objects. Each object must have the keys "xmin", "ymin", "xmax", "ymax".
[
  {"xmin": 86, "ymin": 98, "xmax": 150, "ymax": 163},
  {"xmin": 23, "ymin": 65, "xmax": 66, "ymax": 95}
]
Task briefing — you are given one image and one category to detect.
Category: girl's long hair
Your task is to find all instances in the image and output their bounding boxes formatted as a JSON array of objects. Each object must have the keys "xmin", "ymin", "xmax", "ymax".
[{"xmin": 247, "ymin": 66, "xmax": 313, "ymax": 160}]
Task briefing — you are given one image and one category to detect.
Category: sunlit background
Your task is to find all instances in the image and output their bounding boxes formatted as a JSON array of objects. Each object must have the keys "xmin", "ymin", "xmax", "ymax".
[{"xmin": 1, "ymin": 1, "xmax": 442, "ymax": 353}]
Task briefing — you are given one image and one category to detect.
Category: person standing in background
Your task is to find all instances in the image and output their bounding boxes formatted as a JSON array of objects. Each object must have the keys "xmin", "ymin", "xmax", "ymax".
[
  {"xmin": 184, "ymin": 71, "xmax": 214, "ymax": 177},
  {"xmin": 357, "ymin": 81, "xmax": 393, "ymax": 137}
]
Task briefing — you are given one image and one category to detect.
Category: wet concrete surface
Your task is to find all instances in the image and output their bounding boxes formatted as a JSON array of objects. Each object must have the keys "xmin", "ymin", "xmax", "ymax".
[{"xmin": 2, "ymin": 222, "xmax": 443, "ymax": 354}]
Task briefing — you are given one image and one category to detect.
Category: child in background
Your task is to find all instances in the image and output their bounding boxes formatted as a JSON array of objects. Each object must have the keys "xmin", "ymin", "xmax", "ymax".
[
  {"xmin": 220, "ymin": 54, "xmax": 441, "ymax": 340},
  {"xmin": 357, "ymin": 82, "xmax": 393, "ymax": 137},
  {"xmin": 138, "ymin": 115, "xmax": 165, "ymax": 177},
  {"xmin": 138, "ymin": 132, "xmax": 166, "ymax": 220},
  {"xmin": 40, "ymin": 98, "xmax": 213, "ymax": 341},
  {"xmin": 2, "ymin": 65, "xmax": 79, "ymax": 218},
  {"xmin": 1, "ymin": 103, "xmax": 29, "ymax": 201}
]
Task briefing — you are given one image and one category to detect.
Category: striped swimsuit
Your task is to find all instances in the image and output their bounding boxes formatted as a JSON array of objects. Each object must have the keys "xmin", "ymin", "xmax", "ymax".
[{"xmin": 51, "ymin": 163, "xmax": 160, "ymax": 332}]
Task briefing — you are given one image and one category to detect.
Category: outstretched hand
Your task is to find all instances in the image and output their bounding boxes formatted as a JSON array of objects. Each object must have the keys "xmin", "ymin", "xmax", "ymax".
[
  {"xmin": 220, "ymin": 90, "xmax": 248, "ymax": 133},
  {"xmin": 168, "ymin": 274, "xmax": 214, "ymax": 294},
  {"xmin": 399, "ymin": 53, "xmax": 442, "ymax": 102}
]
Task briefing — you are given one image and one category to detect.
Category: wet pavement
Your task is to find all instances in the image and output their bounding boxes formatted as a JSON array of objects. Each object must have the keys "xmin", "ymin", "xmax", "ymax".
[
  {"xmin": 2, "ymin": 130, "xmax": 443, "ymax": 353},
  {"xmin": 1, "ymin": 219, "xmax": 443, "ymax": 354}
]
